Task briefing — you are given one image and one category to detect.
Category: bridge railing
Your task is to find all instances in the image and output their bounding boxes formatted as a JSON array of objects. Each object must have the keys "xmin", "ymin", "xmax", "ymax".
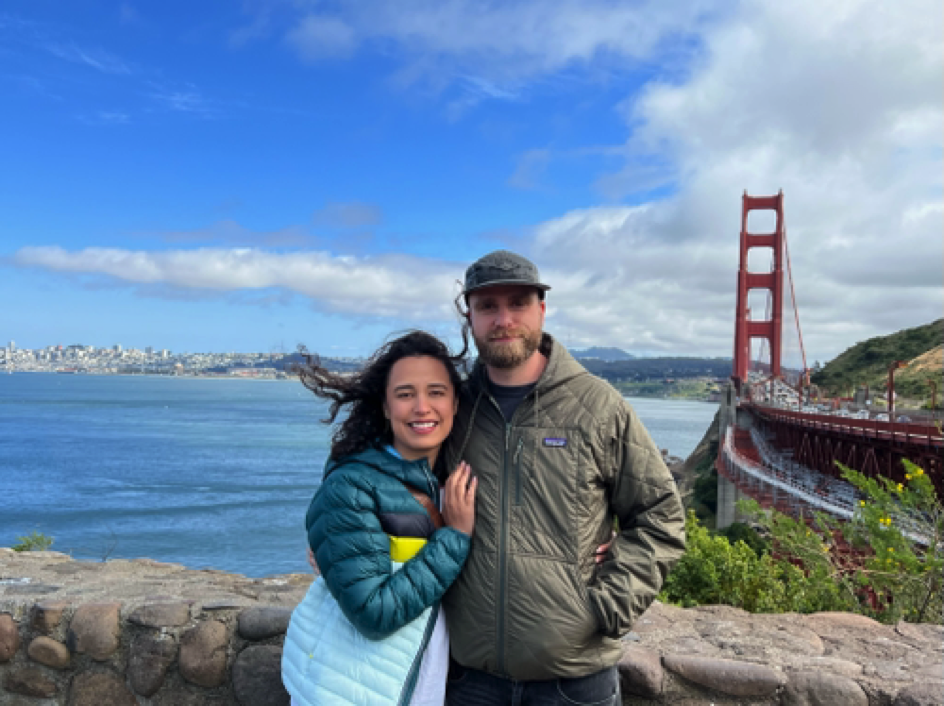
[
  {"xmin": 748, "ymin": 404, "xmax": 944, "ymax": 447},
  {"xmin": 721, "ymin": 426, "xmax": 932, "ymax": 545},
  {"xmin": 721, "ymin": 426, "xmax": 856, "ymax": 519}
]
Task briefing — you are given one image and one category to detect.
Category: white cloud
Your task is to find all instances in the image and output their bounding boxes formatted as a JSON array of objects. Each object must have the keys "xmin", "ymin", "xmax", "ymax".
[
  {"xmin": 43, "ymin": 41, "xmax": 132, "ymax": 75},
  {"xmin": 13, "ymin": 247, "xmax": 462, "ymax": 321},
  {"xmin": 529, "ymin": 0, "xmax": 943, "ymax": 360},
  {"xmin": 285, "ymin": 15, "xmax": 357, "ymax": 61},
  {"xmin": 273, "ymin": 0, "xmax": 720, "ymax": 90}
]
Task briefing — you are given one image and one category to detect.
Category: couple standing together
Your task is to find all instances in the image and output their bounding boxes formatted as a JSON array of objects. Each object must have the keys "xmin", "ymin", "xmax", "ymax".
[{"xmin": 282, "ymin": 250, "xmax": 687, "ymax": 705}]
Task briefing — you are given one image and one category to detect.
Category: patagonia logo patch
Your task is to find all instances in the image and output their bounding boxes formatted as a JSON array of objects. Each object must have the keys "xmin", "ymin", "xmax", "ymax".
[{"xmin": 543, "ymin": 437, "xmax": 568, "ymax": 448}]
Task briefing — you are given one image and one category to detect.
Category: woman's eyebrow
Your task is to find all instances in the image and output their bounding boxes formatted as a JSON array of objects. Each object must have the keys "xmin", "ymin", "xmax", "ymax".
[{"xmin": 392, "ymin": 384, "xmax": 417, "ymax": 392}]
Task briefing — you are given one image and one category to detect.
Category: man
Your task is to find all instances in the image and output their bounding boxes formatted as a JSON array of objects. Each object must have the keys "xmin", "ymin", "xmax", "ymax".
[{"xmin": 442, "ymin": 250, "xmax": 686, "ymax": 705}]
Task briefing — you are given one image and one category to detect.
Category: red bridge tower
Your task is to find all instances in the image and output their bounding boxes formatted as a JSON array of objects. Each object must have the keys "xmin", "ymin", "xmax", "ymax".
[{"xmin": 733, "ymin": 191, "xmax": 784, "ymax": 390}]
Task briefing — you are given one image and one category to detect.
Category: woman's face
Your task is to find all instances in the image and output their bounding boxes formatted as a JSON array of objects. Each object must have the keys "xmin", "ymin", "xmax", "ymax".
[{"xmin": 384, "ymin": 355, "xmax": 457, "ymax": 465}]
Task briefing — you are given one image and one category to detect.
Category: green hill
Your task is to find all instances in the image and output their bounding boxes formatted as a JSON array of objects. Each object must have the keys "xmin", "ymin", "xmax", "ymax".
[{"xmin": 811, "ymin": 319, "xmax": 943, "ymax": 406}]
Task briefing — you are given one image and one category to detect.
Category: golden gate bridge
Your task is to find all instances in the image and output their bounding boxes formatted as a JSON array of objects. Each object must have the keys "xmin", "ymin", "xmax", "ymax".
[{"xmin": 715, "ymin": 191, "xmax": 943, "ymax": 530}]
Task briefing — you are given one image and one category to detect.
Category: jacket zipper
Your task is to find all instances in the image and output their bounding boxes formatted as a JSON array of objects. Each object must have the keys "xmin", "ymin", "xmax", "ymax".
[
  {"xmin": 485, "ymin": 379, "xmax": 536, "ymax": 677},
  {"xmin": 397, "ymin": 604, "xmax": 440, "ymax": 706},
  {"xmin": 497, "ymin": 420, "xmax": 511, "ymax": 674},
  {"xmin": 398, "ymin": 459, "xmax": 441, "ymax": 706}
]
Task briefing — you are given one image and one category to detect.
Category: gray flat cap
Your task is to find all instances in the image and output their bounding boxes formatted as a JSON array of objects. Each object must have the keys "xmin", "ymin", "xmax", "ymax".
[{"xmin": 463, "ymin": 250, "xmax": 551, "ymax": 297}]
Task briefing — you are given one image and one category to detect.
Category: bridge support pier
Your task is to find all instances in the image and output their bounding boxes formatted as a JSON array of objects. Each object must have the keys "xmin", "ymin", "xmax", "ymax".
[
  {"xmin": 716, "ymin": 381, "xmax": 743, "ymax": 530},
  {"xmin": 716, "ymin": 474, "xmax": 742, "ymax": 530}
]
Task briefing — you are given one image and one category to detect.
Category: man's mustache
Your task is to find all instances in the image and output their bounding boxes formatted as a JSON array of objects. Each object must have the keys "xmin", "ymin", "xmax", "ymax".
[{"xmin": 488, "ymin": 329, "xmax": 525, "ymax": 342}]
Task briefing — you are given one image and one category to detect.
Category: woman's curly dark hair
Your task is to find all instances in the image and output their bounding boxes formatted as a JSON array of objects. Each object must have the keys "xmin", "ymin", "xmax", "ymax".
[{"xmin": 295, "ymin": 330, "xmax": 466, "ymax": 461}]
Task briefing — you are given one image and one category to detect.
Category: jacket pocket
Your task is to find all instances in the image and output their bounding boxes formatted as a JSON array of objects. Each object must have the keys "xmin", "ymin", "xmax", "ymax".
[
  {"xmin": 513, "ymin": 437, "xmax": 524, "ymax": 506},
  {"xmin": 505, "ymin": 557, "xmax": 600, "ymax": 677}
]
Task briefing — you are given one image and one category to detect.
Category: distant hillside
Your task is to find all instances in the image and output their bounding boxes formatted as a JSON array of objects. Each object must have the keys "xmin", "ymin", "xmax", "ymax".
[
  {"xmin": 571, "ymin": 347, "xmax": 636, "ymax": 362},
  {"xmin": 579, "ymin": 356, "xmax": 731, "ymax": 381},
  {"xmin": 811, "ymin": 319, "xmax": 943, "ymax": 404}
]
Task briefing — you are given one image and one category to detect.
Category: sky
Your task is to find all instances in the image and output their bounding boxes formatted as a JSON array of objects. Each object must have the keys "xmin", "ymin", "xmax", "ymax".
[{"xmin": 2, "ymin": 0, "xmax": 941, "ymax": 362}]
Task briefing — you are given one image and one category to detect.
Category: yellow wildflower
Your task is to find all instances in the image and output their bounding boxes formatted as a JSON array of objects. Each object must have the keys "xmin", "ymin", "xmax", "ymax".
[
  {"xmin": 897, "ymin": 483, "xmax": 903, "ymax": 491},
  {"xmin": 887, "ymin": 547, "xmax": 894, "ymax": 552},
  {"xmin": 905, "ymin": 474, "xmax": 912, "ymax": 480},
  {"xmin": 859, "ymin": 500, "xmax": 866, "ymax": 507},
  {"xmin": 916, "ymin": 468, "xmax": 924, "ymax": 476}
]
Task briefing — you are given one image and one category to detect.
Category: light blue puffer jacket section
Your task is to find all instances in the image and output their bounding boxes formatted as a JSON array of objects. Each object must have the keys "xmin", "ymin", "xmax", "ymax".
[{"xmin": 282, "ymin": 566, "xmax": 434, "ymax": 706}]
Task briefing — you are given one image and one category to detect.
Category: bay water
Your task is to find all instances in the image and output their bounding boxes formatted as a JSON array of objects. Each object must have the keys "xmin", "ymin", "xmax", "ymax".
[{"xmin": 1, "ymin": 374, "xmax": 716, "ymax": 577}]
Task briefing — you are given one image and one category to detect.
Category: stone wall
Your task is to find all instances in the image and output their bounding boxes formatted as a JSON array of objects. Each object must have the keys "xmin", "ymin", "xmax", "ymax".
[{"xmin": 2, "ymin": 549, "xmax": 941, "ymax": 706}]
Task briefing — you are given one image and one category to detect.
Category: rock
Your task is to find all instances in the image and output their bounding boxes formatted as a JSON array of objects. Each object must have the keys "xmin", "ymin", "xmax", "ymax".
[
  {"xmin": 27, "ymin": 636, "xmax": 71, "ymax": 669},
  {"xmin": 896, "ymin": 620, "xmax": 944, "ymax": 648},
  {"xmin": 30, "ymin": 600, "xmax": 69, "ymax": 634},
  {"xmin": 153, "ymin": 688, "xmax": 229, "ymax": 706},
  {"xmin": 663, "ymin": 654, "xmax": 786, "ymax": 697},
  {"xmin": 873, "ymin": 659, "xmax": 914, "ymax": 681},
  {"xmin": 915, "ymin": 664, "xmax": 944, "ymax": 680},
  {"xmin": 663, "ymin": 636, "xmax": 721, "ymax": 657},
  {"xmin": 782, "ymin": 670, "xmax": 868, "ymax": 706},
  {"xmin": 128, "ymin": 601, "xmax": 191, "ymax": 628},
  {"xmin": 233, "ymin": 645, "xmax": 290, "ymax": 706},
  {"xmin": 806, "ymin": 612, "xmax": 881, "ymax": 629},
  {"xmin": 894, "ymin": 682, "xmax": 944, "ymax": 706},
  {"xmin": 128, "ymin": 634, "xmax": 178, "ymax": 697},
  {"xmin": 793, "ymin": 657, "xmax": 863, "ymax": 678},
  {"xmin": 68, "ymin": 672, "xmax": 137, "ymax": 706},
  {"xmin": 238, "ymin": 606, "xmax": 293, "ymax": 641},
  {"xmin": 180, "ymin": 619, "xmax": 228, "ymax": 687},
  {"xmin": 67, "ymin": 602, "xmax": 120, "ymax": 661},
  {"xmin": 203, "ymin": 599, "xmax": 250, "ymax": 611},
  {"xmin": 0, "ymin": 612, "xmax": 20, "ymax": 662},
  {"xmin": 3, "ymin": 667, "xmax": 59, "ymax": 698},
  {"xmin": 618, "ymin": 646, "xmax": 663, "ymax": 698}
]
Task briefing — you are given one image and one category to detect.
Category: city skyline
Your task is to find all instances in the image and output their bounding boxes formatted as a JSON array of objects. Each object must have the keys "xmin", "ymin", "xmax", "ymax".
[{"xmin": 2, "ymin": 2, "xmax": 941, "ymax": 361}]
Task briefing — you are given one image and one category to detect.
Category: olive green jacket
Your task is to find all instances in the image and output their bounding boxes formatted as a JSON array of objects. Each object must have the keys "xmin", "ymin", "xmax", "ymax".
[{"xmin": 442, "ymin": 334, "xmax": 685, "ymax": 680}]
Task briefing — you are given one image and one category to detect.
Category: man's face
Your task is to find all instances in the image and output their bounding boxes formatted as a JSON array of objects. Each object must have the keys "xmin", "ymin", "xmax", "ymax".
[{"xmin": 467, "ymin": 285, "xmax": 545, "ymax": 370}]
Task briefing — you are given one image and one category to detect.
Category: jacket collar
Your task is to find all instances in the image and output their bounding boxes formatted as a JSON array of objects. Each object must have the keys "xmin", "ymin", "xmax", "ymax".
[{"xmin": 325, "ymin": 446, "xmax": 437, "ymax": 495}]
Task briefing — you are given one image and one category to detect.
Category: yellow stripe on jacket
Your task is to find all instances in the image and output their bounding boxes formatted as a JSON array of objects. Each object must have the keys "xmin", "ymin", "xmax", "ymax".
[{"xmin": 389, "ymin": 536, "xmax": 426, "ymax": 563}]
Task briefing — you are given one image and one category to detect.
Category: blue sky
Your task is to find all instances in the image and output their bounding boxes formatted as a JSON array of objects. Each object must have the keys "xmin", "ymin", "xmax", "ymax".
[{"xmin": 2, "ymin": 1, "xmax": 941, "ymax": 360}]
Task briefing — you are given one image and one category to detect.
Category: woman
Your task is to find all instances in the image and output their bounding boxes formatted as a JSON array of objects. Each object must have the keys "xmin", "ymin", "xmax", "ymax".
[{"xmin": 282, "ymin": 331, "xmax": 476, "ymax": 706}]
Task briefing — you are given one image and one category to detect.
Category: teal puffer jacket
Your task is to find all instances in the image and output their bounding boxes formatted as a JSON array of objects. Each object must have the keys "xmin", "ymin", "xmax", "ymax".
[{"xmin": 306, "ymin": 446, "xmax": 470, "ymax": 640}]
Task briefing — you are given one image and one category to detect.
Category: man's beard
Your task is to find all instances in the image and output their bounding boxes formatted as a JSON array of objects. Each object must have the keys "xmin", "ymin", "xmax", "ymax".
[{"xmin": 474, "ymin": 327, "xmax": 542, "ymax": 370}]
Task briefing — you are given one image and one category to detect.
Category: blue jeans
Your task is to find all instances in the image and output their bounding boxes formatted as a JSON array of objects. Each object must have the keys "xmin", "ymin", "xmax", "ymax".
[{"xmin": 445, "ymin": 663, "xmax": 621, "ymax": 706}]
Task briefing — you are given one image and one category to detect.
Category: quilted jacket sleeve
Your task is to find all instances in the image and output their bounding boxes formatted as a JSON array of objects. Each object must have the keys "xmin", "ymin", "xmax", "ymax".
[
  {"xmin": 587, "ymin": 403, "xmax": 686, "ymax": 638},
  {"xmin": 306, "ymin": 470, "xmax": 471, "ymax": 641}
]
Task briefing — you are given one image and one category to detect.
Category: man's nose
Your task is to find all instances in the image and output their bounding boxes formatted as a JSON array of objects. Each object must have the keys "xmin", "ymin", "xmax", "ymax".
[{"xmin": 494, "ymin": 306, "xmax": 514, "ymax": 327}]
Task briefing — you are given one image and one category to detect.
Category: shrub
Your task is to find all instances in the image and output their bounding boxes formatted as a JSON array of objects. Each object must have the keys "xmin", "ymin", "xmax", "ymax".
[
  {"xmin": 661, "ymin": 511, "xmax": 798, "ymax": 613},
  {"xmin": 12, "ymin": 530, "xmax": 54, "ymax": 552},
  {"xmin": 739, "ymin": 460, "xmax": 942, "ymax": 624}
]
